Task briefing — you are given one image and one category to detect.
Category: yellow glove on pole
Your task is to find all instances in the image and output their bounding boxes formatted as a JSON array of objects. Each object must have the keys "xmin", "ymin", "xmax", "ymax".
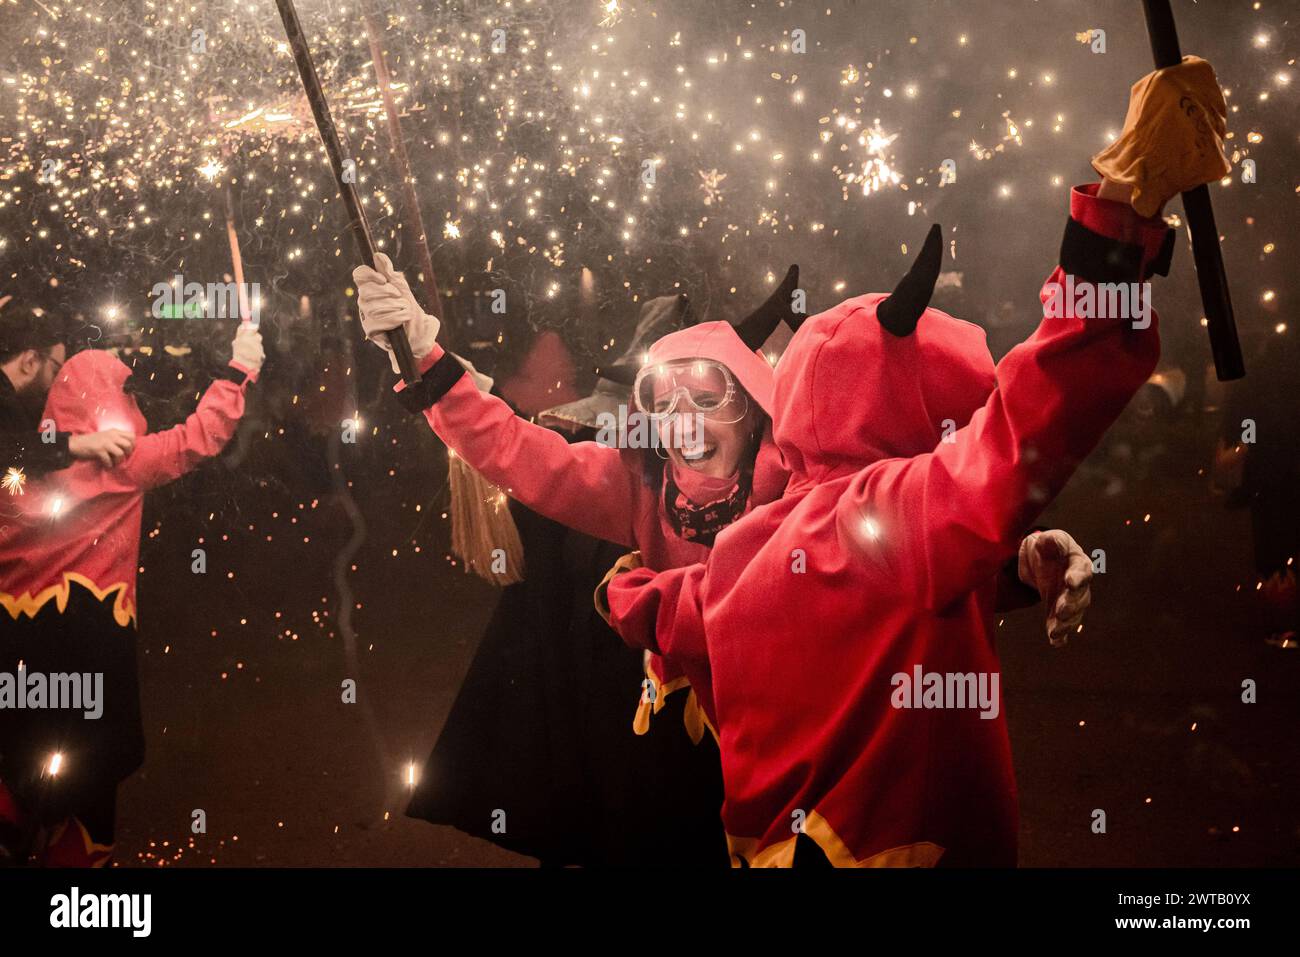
[
  {"xmin": 1129, "ymin": 0, "xmax": 1243, "ymax": 381},
  {"xmin": 1091, "ymin": 57, "xmax": 1230, "ymax": 219}
]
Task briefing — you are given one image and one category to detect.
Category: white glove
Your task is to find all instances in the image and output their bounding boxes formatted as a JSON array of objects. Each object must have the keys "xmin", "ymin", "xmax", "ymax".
[
  {"xmin": 353, "ymin": 252, "xmax": 440, "ymax": 374},
  {"xmin": 1018, "ymin": 529, "xmax": 1093, "ymax": 647},
  {"xmin": 231, "ymin": 323, "xmax": 265, "ymax": 376}
]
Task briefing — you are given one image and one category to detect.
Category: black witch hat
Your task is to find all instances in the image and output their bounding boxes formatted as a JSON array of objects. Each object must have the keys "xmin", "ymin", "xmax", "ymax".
[
  {"xmin": 588, "ymin": 292, "xmax": 693, "ymax": 387},
  {"xmin": 596, "ymin": 264, "xmax": 801, "ymax": 385}
]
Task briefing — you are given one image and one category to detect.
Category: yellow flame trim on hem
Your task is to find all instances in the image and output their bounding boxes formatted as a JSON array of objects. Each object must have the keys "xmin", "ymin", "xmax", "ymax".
[
  {"xmin": 591, "ymin": 551, "xmax": 715, "ymax": 745},
  {"xmin": 727, "ymin": 811, "xmax": 946, "ymax": 868},
  {"xmin": 632, "ymin": 650, "xmax": 713, "ymax": 744},
  {"xmin": 1, "ymin": 572, "xmax": 136, "ymax": 628},
  {"xmin": 680, "ymin": 686, "xmax": 718, "ymax": 746},
  {"xmin": 46, "ymin": 817, "xmax": 115, "ymax": 867}
]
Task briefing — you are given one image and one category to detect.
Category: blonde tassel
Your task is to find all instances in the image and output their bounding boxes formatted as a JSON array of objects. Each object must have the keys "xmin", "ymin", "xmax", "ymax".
[{"xmin": 447, "ymin": 450, "xmax": 526, "ymax": 585}]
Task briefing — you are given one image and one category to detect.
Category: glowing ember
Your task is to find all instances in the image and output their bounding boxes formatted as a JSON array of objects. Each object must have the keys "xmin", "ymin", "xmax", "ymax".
[{"xmin": 3, "ymin": 467, "xmax": 26, "ymax": 496}]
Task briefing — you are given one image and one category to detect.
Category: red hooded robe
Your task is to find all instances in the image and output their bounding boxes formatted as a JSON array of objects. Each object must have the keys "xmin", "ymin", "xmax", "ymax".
[
  {"xmin": 0, "ymin": 350, "xmax": 254, "ymax": 827},
  {"xmin": 606, "ymin": 184, "xmax": 1172, "ymax": 866}
]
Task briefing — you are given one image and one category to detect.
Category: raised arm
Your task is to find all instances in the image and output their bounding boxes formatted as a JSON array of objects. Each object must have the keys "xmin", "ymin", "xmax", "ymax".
[
  {"xmin": 838, "ymin": 184, "xmax": 1169, "ymax": 612},
  {"xmin": 356, "ymin": 253, "xmax": 640, "ymax": 547},
  {"xmin": 841, "ymin": 55, "xmax": 1231, "ymax": 612},
  {"xmin": 60, "ymin": 326, "xmax": 261, "ymax": 498},
  {"xmin": 119, "ymin": 378, "xmax": 249, "ymax": 491}
]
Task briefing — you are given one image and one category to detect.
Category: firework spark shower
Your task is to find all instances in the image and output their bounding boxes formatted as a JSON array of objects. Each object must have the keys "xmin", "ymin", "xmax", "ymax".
[{"xmin": 0, "ymin": 0, "xmax": 1296, "ymax": 942}]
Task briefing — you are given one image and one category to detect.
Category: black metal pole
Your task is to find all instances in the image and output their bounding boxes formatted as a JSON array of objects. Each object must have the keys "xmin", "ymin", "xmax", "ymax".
[
  {"xmin": 274, "ymin": 0, "xmax": 420, "ymax": 384},
  {"xmin": 1141, "ymin": 0, "xmax": 1245, "ymax": 381}
]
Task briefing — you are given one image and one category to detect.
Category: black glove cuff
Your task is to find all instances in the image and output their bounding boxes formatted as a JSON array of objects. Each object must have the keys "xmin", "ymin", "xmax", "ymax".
[
  {"xmin": 1059, "ymin": 216, "xmax": 1176, "ymax": 285},
  {"xmin": 213, "ymin": 363, "xmax": 251, "ymax": 385},
  {"xmin": 394, "ymin": 352, "xmax": 466, "ymax": 414}
]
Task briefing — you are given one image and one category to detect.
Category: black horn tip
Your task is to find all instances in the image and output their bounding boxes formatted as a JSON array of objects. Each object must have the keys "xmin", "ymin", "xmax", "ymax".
[
  {"xmin": 733, "ymin": 263, "xmax": 802, "ymax": 350},
  {"xmin": 877, "ymin": 223, "xmax": 943, "ymax": 338}
]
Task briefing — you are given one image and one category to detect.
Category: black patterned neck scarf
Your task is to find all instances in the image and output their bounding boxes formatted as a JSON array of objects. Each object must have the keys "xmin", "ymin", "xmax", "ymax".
[{"xmin": 662, "ymin": 466, "xmax": 754, "ymax": 547}]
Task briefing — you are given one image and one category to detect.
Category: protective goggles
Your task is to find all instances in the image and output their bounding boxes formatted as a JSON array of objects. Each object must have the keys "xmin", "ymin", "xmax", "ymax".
[{"xmin": 632, "ymin": 359, "xmax": 748, "ymax": 424}]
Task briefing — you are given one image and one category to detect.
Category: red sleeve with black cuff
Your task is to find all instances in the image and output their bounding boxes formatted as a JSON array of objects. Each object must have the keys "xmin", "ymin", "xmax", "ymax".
[
  {"xmin": 838, "ymin": 184, "xmax": 1171, "ymax": 613},
  {"xmin": 391, "ymin": 344, "xmax": 643, "ymax": 549}
]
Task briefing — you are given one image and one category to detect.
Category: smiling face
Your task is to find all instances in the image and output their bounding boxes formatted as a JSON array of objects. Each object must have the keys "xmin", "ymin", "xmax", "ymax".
[
  {"xmin": 651, "ymin": 366, "xmax": 758, "ymax": 478},
  {"xmin": 662, "ymin": 402, "xmax": 758, "ymax": 478}
]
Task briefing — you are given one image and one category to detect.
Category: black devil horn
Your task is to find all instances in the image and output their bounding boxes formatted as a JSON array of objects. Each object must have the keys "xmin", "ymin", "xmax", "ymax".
[
  {"xmin": 877, "ymin": 224, "xmax": 943, "ymax": 338},
  {"xmin": 733, "ymin": 264, "xmax": 801, "ymax": 350}
]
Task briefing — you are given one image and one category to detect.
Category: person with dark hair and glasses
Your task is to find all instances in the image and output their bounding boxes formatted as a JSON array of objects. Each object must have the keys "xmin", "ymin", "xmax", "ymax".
[{"xmin": 0, "ymin": 298, "xmax": 136, "ymax": 481}]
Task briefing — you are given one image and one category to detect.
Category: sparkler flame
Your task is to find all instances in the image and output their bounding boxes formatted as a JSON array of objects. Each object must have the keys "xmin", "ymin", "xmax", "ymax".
[
  {"xmin": 197, "ymin": 158, "xmax": 225, "ymax": 182},
  {"xmin": 3, "ymin": 467, "xmax": 26, "ymax": 496},
  {"xmin": 599, "ymin": 1, "xmax": 623, "ymax": 28},
  {"xmin": 843, "ymin": 122, "xmax": 901, "ymax": 197}
]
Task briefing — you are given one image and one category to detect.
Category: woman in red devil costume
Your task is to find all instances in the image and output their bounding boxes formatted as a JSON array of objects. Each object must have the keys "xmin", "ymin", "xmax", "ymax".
[
  {"xmin": 602, "ymin": 58, "xmax": 1231, "ymax": 867},
  {"xmin": 0, "ymin": 323, "xmax": 263, "ymax": 866},
  {"xmin": 354, "ymin": 251, "xmax": 1093, "ymax": 864},
  {"xmin": 354, "ymin": 263, "xmax": 804, "ymax": 741}
]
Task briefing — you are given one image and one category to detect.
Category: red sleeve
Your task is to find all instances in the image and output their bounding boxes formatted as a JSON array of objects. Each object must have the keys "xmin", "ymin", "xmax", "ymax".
[
  {"xmin": 60, "ymin": 376, "xmax": 250, "ymax": 497},
  {"xmin": 399, "ymin": 347, "xmax": 642, "ymax": 549},
  {"xmin": 836, "ymin": 185, "xmax": 1168, "ymax": 612},
  {"xmin": 607, "ymin": 563, "xmax": 710, "ymax": 674}
]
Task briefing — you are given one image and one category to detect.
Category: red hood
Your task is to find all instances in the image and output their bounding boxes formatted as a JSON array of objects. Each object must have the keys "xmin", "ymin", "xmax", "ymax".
[
  {"xmin": 772, "ymin": 294, "xmax": 994, "ymax": 484},
  {"xmin": 44, "ymin": 350, "xmax": 146, "ymax": 437},
  {"xmin": 1, "ymin": 352, "xmax": 248, "ymax": 627},
  {"xmin": 643, "ymin": 320, "xmax": 775, "ymax": 417}
]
